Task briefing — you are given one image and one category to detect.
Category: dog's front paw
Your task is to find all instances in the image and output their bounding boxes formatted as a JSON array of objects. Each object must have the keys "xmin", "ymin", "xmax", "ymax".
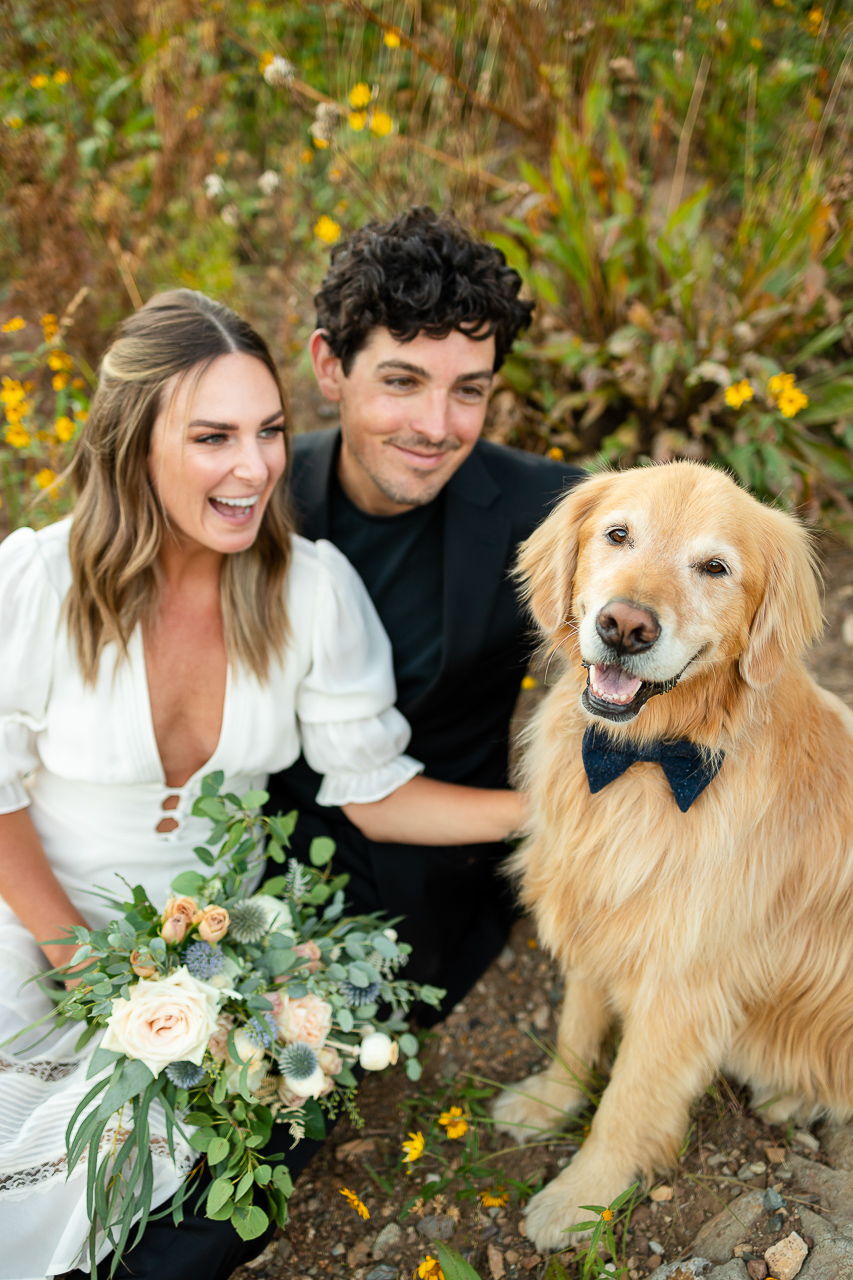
[
  {"xmin": 523, "ymin": 1158, "xmax": 635, "ymax": 1253},
  {"xmin": 492, "ymin": 1071, "xmax": 585, "ymax": 1144}
]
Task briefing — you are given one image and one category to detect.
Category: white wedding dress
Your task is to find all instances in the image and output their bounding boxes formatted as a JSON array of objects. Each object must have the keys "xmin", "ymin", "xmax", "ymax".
[{"xmin": 0, "ymin": 519, "xmax": 422, "ymax": 1280}]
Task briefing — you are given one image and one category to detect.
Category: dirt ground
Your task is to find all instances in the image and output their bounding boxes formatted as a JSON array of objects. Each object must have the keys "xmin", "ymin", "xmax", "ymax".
[{"xmin": 230, "ymin": 539, "xmax": 853, "ymax": 1280}]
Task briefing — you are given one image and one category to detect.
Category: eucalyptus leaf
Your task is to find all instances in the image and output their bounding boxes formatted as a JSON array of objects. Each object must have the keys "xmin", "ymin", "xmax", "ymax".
[
  {"xmin": 207, "ymin": 1177, "xmax": 234, "ymax": 1214},
  {"xmin": 207, "ymin": 1135, "xmax": 230, "ymax": 1165},
  {"xmin": 308, "ymin": 836, "xmax": 335, "ymax": 866}
]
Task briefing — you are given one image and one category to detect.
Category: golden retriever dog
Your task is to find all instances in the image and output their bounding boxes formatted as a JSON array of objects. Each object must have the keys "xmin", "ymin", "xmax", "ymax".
[{"xmin": 493, "ymin": 461, "xmax": 853, "ymax": 1252}]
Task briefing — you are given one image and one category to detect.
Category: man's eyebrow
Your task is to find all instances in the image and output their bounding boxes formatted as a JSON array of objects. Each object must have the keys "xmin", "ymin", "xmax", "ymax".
[
  {"xmin": 187, "ymin": 409, "xmax": 285, "ymax": 429},
  {"xmin": 374, "ymin": 359, "xmax": 493, "ymax": 382}
]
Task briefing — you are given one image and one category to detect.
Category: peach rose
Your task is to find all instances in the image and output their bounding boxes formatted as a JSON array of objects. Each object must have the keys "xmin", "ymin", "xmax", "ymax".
[
  {"xmin": 274, "ymin": 993, "xmax": 332, "ymax": 1050},
  {"xmin": 292, "ymin": 940, "xmax": 322, "ymax": 974},
  {"xmin": 160, "ymin": 895, "xmax": 198, "ymax": 945},
  {"xmin": 208, "ymin": 1012, "xmax": 235, "ymax": 1060},
  {"xmin": 194, "ymin": 904, "xmax": 229, "ymax": 945},
  {"xmin": 130, "ymin": 950, "xmax": 158, "ymax": 979},
  {"xmin": 223, "ymin": 1027, "xmax": 266, "ymax": 1093},
  {"xmin": 317, "ymin": 1046, "xmax": 343, "ymax": 1078},
  {"xmin": 101, "ymin": 966, "xmax": 221, "ymax": 1076}
]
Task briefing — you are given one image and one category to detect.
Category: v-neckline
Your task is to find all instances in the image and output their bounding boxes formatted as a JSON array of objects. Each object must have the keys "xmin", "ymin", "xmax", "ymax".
[{"xmin": 132, "ymin": 626, "xmax": 232, "ymax": 790}]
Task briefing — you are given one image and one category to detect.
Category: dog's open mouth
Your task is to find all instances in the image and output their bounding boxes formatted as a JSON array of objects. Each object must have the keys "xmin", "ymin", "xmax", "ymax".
[{"xmin": 582, "ymin": 663, "xmax": 681, "ymax": 723}]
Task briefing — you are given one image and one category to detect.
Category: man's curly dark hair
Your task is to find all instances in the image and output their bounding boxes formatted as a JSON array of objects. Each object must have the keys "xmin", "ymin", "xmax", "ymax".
[{"xmin": 314, "ymin": 206, "xmax": 534, "ymax": 374}]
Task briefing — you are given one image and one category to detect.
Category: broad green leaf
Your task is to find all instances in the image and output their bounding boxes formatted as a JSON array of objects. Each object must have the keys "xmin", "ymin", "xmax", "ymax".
[
  {"xmin": 97, "ymin": 1059, "xmax": 155, "ymax": 1120},
  {"xmin": 398, "ymin": 1033, "xmax": 419, "ymax": 1058},
  {"xmin": 207, "ymin": 1177, "xmax": 234, "ymax": 1214},
  {"xmin": 208, "ymin": 1135, "xmax": 230, "ymax": 1164},
  {"xmin": 309, "ymin": 836, "xmax": 336, "ymax": 866},
  {"xmin": 201, "ymin": 771, "xmax": 225, "ymax": 796},
  {"xmin": 170, "ymin": 870, "xmax": 208, "ymax": 897},
  {"xmin": 240, "ymin": 789, "xmax": 269, "ymax": 809},
  {"xmin": 231, "ymin": 1205, "xmax": 269, "ymax": 1241},
  {"xmin": 434, "ymin": 1243, "xmax": 482, "ymax": 1280},
  {"xmin": 405, "ymin": 1058, "xmax": 422, "ymax": 1081}
]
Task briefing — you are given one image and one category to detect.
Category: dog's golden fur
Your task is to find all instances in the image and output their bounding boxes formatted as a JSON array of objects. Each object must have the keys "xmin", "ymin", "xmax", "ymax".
[{"xmin": 493, "ymin": 461, "xmax": 853, "ymax": 1251}]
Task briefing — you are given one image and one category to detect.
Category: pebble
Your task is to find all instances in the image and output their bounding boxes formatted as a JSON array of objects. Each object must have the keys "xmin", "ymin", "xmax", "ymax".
[
  {"xmin": 330, "ymin": 1243, "xmax": 345, "ymax": 1257},
  {"xmin": 768, "ymin": 1213, "xmax": 785, "ymax": 1232},
  {"xmin": 746, "ymin": 1262, "xmax": 767, "ymax": 1280},
  {"xmin": 416, "ymin": 1214, "xmax": 455, "ymax": 1242},
  {"xmin": 691, "ymin": 1190, "xmax": 766, "ymax": 1263},
  {"xmin": 649, "ymin": 1240, "xmax": 664, "ymax": 1254},
  {"xmin": 763, "ymin": 1188, "xmax": 786, "ymax": 1212},
  {"xmin": 496, "ymin": 945, "xmax": 515, "ymax": 970},
  {"xmin": 365, "ymin": 1268, "xmax": 399, "ymax": 1280},
  {"xmin": 531, "ymin": 1004, "xmax": 550, "ymax": 1030},
  {"xmin": 372, "ymin": 1223, "xmax": 403, "ymax": 1259},
  {"xmin": 654, "ymin": 1259, "xmax": 712, "ymax": 1277},
  {"xmin": 749, "ymin": 1162, "xmax": 767, "ymax": 1175},
  {"xmin": 791, "ymin": 1130, "xmax": 820, "ymax": 1152},
  {"xmin": 708, "ymin": 1153, "xmax": 729, "ymax": 1167},
  {"xmin": 738, "ymin": 1164, "xmax": 757, "ymax": 1180},
  {"xmin": 764, "ymin": 1232, "xmax": 808, "ymax": 1280}
]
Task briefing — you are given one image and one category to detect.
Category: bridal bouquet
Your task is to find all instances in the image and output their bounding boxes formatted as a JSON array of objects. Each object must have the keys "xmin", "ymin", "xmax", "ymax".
[{"xmin": 42, "ymin": 773, "xmax": 441, "ymax": 1276}]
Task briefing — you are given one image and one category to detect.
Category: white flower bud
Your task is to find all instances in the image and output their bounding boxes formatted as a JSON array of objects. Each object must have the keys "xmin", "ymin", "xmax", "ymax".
[
  {"xmin": 263, "ymin": 56, "xmax": 295, "ymax": 88},
  {"xmin": 283, "ymin": 1063, "xmax": 327, "ymax": 1097},
  {"xmin": 358, "ymin": 1031, "xmax": 399, "ymax": 1071},
  {"xmin": 257, "ymin": 169, "xmax": 280, "ymax": 195},
  {"xmin": 203, "ymin": 173, "xmax": 225, "ymax": 199}
]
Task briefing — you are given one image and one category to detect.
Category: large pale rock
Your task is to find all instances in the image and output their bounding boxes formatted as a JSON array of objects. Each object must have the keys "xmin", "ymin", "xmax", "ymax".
[
  {"xmin": 798, "ymin": 1207, "xmax": 853, "ymax": 1279},
  {"xmin": 788, "ymin": 1156, "xmax": 853, "ymax": 1234},
  {"xmin": 817, "ymin": 1123, "xmax": 853, "ymax": 1173},
  {"xmin": 372, "ymin": 1222, "xmax": 404, "ymax": 1258},
  {"xmin": 691, "ymin": 1191, "xmax": 766, "ymax": 1263},
  {"xmin": 764, "ymin": 1232, "xmax": 808, "ymax": 1280},
  {"xmin": 707, "ymin": 1264, "xmax": 749, "ymax": 1280}
]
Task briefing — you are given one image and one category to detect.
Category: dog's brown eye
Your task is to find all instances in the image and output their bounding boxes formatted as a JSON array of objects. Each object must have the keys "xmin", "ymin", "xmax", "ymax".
[
  {"xmin": 606, "ymin": 527, "xmax": 628, "ymax": 545},
  {"xmin": 703, "ymin": 559, "xmax": 728, "ymax": 576}
]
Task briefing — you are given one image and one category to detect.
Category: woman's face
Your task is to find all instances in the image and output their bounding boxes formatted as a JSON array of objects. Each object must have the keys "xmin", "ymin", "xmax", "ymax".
[{"xmin": 148, "ymin": 352, "xmax": 286, "ymax": 557}]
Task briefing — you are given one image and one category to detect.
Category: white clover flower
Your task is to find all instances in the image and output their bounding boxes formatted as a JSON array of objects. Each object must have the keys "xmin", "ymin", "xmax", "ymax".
[
  {"xmin": 263, "ymin": 55, "xmax": 295, "ymax": 88},
  {"xmin": 258, "ymin": 169, "xmax": 281, "ymax": 195},
  {"xmin": 203, "ymin": 173, "xmax": 225, "ymax": 199},
  {"xmin": 221, "ymin": 203, "xmax": 240, "ymax": 227}
]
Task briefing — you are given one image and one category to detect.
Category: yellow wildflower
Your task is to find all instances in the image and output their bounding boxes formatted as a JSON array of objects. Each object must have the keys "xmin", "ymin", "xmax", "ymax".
[
  {"xmin": 438, "ymin": 1105, "xmax": 469, "ymax": 1139},
  {"xmin": 2, "ymin": 316, "xmax": 26, "ymax": 332},
  {"xmin": 41, "ymin": 313, "xmax": 59, "ymax": 341},
  {"xmin": 750, "ymin": 37, "xmax": 763, "ymax": 49},
  {"xmin": 48, "ymin": 350, "xmax": 73, "ymax": 371},
  {"xmin": 55, "ymin": 415, "xmax": 75, "ymax": 442},
  {"xmin": 54, "ymin": 70, "xmax": 70, "ymax": 85},
  {"xmin": 480, "ymin": 1187, "xmax": 509, "ymax": 1207},
  {"xmin": 5, "ymin": 424, "xmax": 30, "ymax": 448},
  {"xmin": 312, "ymin": 135, "xmax": 329, "ymax": 149},
  {"xmin": 30, "ymin": 74, "xmax": 49, "ymax": 89},
  {"xmin": 806, "ymin": 7, "xmax": 823, "ymax": 35},
  {"xmin": 349, "ymin": 82, "xmax": 372, "ymax": 109},
  {"xmin": 328, "ymin": 166, "xmax": 343, "ymax": 182},
  {"xmin": 5, "ymin": 116, "xmax": 23, "ymax": 129},
  {"xmin": 52, "ymin": 372, "xmax": 69, "ymax": 390},
  {"xmin": 259, "ymin": 52, "xmax": 275, "ymax": 73},
  {"xmin": 339, "ymin": 1187, "xmax": 369, "ymax": 1219},
  {"xmin": 548, "ymin": 445, "xmax": 565, "ymax": 460},
  {"xmin": 416, "ymin": 1259, "xmax": 445, "ymax": 1280},
  {"xmin": 74, "ymin": 406, "xmax": 88, "ymax": 421},
  {"xmin": 601, "ymin": 1207, "xmax": 614, "ymax": 1221},
  {"xmin": 724, "ymin": 379, "xmax": 754, "ymax": 410},
  {"xmin": 521, "ymin": 675, "xmax": 538, "ymax": 691},
  {"xmin": 402, "ymin": 1131, "xmax": 425, "ymax": 1163},
  {"xmin": 384, "ymin": 29, "xmax": 402, "ymax": 48},
  {"xmin": 314, "ymin": 214, "xmax": 341, "ymax": 244},
  {"xmin": 215, "ymin": 150, "xmax": 230, "ymax": 165},
  {"xmin": 186, "ymin": 105, "xmax": 202, "ymax": 120},
  {"xmin": 300, "ymin": 147, "xmax": 314, "ymax": 163},
  {"xmin": 370, "ymin": 110, "xmax": 393, "ymax": 137},
  {"xmin": 767, "ymin": 372, "xmax": 808, "ymax": 417},
  {"xmin": 349, "ymin": 111, "xmax": 367, "ymax": 131},
  {"xmin": 35, "ymin": 468, "xmax": 56, "ymax": 489},
  {"xmin": 71, "ymin": 377, "xmax": 85, "ymax": 389}
]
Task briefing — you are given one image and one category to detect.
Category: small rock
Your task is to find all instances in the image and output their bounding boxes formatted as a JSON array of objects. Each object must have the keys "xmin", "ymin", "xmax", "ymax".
[
  {"xmin": 521, "ymin": 1256, "xmax": 541, "ymax": 1270},
  {"xmin": 347, "ymin": 1239, "xmax": 373, "ymax": 1267},
  {"xmin": 764, "ymin": 1188, "xmax": 786, "ymax": 1212},
  {"xmin": 487, "ymin": 1243, "xmax": 506, "ymax": 1279},
  {"xmin": 505, "ymin": 1250, "xmax": 519, "ymax": 1264},
  {"xmin": 708, "ymin": 1265, "xmax": 749, "ymax": 1280},
  {"xmin": 365, "ymin": 1268, "xmax": 399, "ymax": 1280},
  {"xmin": 818, "ymin": 1121, "xmax": 853, "ymax": 1172},
  {"xmin": 330, "ymin": 1243, "xmax": 345, "ymax": 1257},
  {"xmin": 738, "ymin": 1164, "xmax": 756, "ymax": 1180},
  {"xmin": 496, "ymin": 945, "xmax": 515, "ymax": 970},
  {"xmin": 750, "ymin": 1163, "xmax": 767, "ymax": 1176},
  {"xmin": 372, "ymin": 1223, "xmax": 404, "ymax": 1259},
  {"xmin": 692, "ymin": 1190, "xmax": 767, "ymax": 1263},
  {"xmin": 275, "ymin": 1239, "xmax": 292, "ymax": 1264},
  {"xmin": 787, "ymin": 1155, "xmax": 853, "ymax": 1227},
  {"xmin": 798, "ymin": 1207, "xmax": 833, "ymax": 1246},
  {"xmin": 649, "ymin": 1240, "xmax": 665, "ymax": 1255},
  {"xmin": 531, "ymin": 1004, "xmax": 550, "ymax": 1031},
  {"xmin": 480, "ymin": 1224, "xmax": 499, "ymax": 1240},
  {"xmin": 650, "ymin": 1185, "xmax": 675, "ymax": 1202},
  {"xmin": 708, "ymin": 1154, "xmax": 729, "ymax": 1167},
  {"xmin": 654, "ymin": 1259, "xmax": 712, "ymax": 1277},
  {"xmin": 764, "ymin": 1232, "xmax": 808, "ymax": 1280},
  {"xmin": 417, "ymin": 1214, "xmax": 455, "ymax": 1242},
  {"xmin": 765, "ymin": 1147, "xmax": 787, "ymax": 1164},
  {"xmin": 792, "ymin": 1130, "xmax": 820, "ymax": 1153},
  {"xmin": 768, "ymin": 1213, "xmax": 785, "ymax": 1233},
  {"xmin": 746, "ymin": 1262, "xmax": 767, "ymax": 1280}
]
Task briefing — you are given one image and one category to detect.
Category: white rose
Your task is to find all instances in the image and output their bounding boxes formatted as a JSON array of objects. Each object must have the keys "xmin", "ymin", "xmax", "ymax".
[
  {"xmin": 359, "ymin": 1031, "xmax": 399, "ymax": 1072},
  {"xmin": 283, "ymin": 1063, "xmax": 327, "ymax": 1098},
  {"xmin": 101, "ymin": 967, "xmax": 222, "ymax": 1077},
  {"xmin": 249, "ymin": 893, "xmax": 293, "ymax": 934},
  {"xmin": 224, "ymin": 1027, "xmax": 267, "ymax": 1093}
]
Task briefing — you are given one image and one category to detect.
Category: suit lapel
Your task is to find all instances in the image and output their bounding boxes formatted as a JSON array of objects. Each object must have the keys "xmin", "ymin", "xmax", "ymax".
[{"xmin": 437, "ymin": 447, "xmax": 512, "ymax": 679}]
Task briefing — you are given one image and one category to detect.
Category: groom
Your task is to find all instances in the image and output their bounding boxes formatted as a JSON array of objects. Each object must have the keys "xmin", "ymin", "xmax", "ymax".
[{"xmin": 268, "ymin": 206, "xmax": 582, "ymax": 1014}]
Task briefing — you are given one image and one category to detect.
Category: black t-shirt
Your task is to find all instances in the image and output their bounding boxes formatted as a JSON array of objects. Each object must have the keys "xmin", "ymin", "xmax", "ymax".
[{"xmin": 329, "ymin": 476, "xmax": 444, "ymax": 707}]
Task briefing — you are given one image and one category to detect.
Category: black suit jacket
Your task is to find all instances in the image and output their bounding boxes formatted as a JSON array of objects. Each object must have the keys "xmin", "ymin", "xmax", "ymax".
[{"xmin": 266, "ymin": 430, "xmax": 582, "ymax": 1015}]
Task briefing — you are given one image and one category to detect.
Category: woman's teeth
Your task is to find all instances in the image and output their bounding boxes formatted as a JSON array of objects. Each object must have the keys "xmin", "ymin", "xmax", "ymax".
[{"xmin": 209, "ymin": 495, "xmax": 259, "ymax": 519}]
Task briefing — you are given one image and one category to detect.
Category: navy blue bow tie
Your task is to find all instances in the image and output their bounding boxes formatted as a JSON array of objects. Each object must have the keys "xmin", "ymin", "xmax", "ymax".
[{"xmin": 582, "ymin": 725, "xmax": 724, "ymax": 813}]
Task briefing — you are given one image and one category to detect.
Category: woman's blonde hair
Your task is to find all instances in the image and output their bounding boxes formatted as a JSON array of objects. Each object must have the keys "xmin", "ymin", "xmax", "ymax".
[{"xmin": 66, "ymin": 289, "xmax": 294, "ymax": 683}]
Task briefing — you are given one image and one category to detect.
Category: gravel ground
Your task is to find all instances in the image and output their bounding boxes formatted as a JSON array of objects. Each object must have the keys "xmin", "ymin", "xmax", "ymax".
[{"xmin": 239, "ymin": 539, "xmax": 853, "ymax": 1280}]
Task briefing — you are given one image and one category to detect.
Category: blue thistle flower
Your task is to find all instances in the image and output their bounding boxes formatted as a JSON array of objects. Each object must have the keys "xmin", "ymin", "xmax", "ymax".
[
  {"xmin": 245, "ymin": 1013, "xmax": 276, "ymax": 1050},
  {"xmin": 165, "ymin": 1060, "xmax": 207, "ymax": 1088},
  {"xmin": 339, "ymin": 979, "xmax": 381, "ymax": 1007},
  {"xmin": 278, "ymin": 1041, "xmax": 318, "ymax": 1081},
  {"xmin": 227, "ymin": 900, "xmax": 269, "ymax": 944},
  {"xmin": 183, "ymin": 940, "xmax": 225, "ymax": 981}
]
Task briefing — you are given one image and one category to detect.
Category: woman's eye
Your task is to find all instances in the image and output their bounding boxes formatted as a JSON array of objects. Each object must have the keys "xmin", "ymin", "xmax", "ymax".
[
  {"xmin": 703, "ymin": 559, "xmax": 729, "ymax": 576},
  {"xmin": 606, "ymin": 527, "xmax": 628, "ymax": 544},
  {"xmin": 259, "ymin": 425, "xmax": 286, "ymax": 439},
  {"xmin": 196, "ymin": 432, "xmax": 227, "ymax": 445}
]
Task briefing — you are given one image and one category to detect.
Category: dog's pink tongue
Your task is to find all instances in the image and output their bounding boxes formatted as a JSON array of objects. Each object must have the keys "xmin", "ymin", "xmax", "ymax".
[{"xmin": 590, "ymin": 665, "xmax": 643, "ymax": 705}]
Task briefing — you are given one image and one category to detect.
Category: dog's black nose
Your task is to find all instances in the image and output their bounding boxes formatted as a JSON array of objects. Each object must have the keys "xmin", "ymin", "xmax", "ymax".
[{"xmin": 596, "ymin": 601, "xmax": 660, "ymax": 653}]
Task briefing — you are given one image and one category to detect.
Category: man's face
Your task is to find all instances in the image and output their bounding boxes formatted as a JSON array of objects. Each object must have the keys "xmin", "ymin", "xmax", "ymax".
[{"xmin": 311, "ymin": 326, "xmax": 495, "ymax": 515}]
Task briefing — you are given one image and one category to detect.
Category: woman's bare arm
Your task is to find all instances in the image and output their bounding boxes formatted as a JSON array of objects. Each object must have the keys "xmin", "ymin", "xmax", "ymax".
[
  {"xmin": 342, "ymin": 776, "xmax": 527, "ymax": 845},
  {"xmin": 0, "ymin": 808, "xmax": 90, "ymax": 969}
]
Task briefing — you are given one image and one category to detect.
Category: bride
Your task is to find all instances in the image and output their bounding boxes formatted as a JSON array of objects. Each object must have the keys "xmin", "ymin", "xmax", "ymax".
[{"xmin": 0, "ymin": 290, "xmax": 524, "ymax": 1280}]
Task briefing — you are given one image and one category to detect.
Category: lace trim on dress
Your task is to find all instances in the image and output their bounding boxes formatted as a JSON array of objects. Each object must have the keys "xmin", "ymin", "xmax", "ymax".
[
  {"xmin": 0, "ymin": 1052, "xmax": 80, "ymax": 1083},
  {"xmin": 0, "ymin": 1126, "xmax": 196, "ymax": 1197}
]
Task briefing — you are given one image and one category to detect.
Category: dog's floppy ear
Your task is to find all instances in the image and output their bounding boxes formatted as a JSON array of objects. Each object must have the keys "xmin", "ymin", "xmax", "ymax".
[
  {"xmin": 516, "ymin": 471, "xmax": 615, "ymax": 636},
  {"xmin": 739, "ymin": 506, "xmax": 823, "ymax": 688}
]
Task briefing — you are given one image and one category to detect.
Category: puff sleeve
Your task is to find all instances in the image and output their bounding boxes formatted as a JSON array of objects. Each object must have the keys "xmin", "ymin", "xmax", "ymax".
[
  {"xmin": 296, "ymin": 540, "xmax": 423, "ymax": 806},
  {"xmin": 0, "ymin": 528, "xmax": 62, "ymax": 813}
]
